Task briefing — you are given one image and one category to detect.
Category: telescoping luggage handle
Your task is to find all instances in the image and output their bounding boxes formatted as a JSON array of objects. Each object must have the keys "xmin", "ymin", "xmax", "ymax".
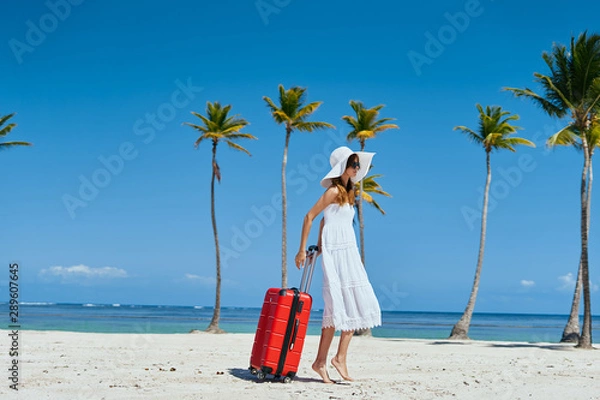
[{"xmin": 299, "ymin": 245, "xmax": 318, "ymax": 293}]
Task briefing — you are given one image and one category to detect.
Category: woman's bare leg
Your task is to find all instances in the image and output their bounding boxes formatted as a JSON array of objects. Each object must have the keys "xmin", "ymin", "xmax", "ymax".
[
  {"xmin": 312, "ymin": 327, "xmax": 335, "ymax": 383},
  {"xmin": 331, "ymin": 329, "xmax": 354, "ymax": 381}
]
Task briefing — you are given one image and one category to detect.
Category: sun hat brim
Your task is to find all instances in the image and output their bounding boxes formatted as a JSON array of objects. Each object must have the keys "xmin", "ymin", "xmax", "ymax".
[{"xmin": 320, "ymin": 150, "xmax": 375, "ymax": 188}]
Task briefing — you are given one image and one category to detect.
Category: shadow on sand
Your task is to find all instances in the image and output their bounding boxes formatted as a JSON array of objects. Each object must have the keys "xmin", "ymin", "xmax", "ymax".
[
  {"xmin": 228, "ymin": 368, "xmax": 342, "ymax": 384},
  {"xmin": 487, "ymin": 343, "xmax": 578, "ymax": 351},
  {"xmin": 426, "ymin": 341, "xmax": 578, "ymax": 351}
]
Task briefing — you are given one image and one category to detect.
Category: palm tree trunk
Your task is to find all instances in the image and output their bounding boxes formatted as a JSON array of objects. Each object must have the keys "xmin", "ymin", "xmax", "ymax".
[
  {"xmin": 207, "ymin": 142, "xmax": 224, "ymax": 334},
  {"xmin": 577, "ymin": 141, "xmax": 593, "ymax": 348},
  {"xmin": 449, "ymin": 151, "xmax": 491, "ymax": 340},
  {"xmin": 355, "ymin": 140, "xmax": 371, "ymax": 337},
  {"xmin": 561, "ymin": 260, "xmax": 583, "ymax": 342},
  {"xmin": 281, "ymin": 127, "xmax": 291, "ymax": 288},
  {"xmin": 561, "ymin": 158, "xmax": 592, "ymax": 342}
]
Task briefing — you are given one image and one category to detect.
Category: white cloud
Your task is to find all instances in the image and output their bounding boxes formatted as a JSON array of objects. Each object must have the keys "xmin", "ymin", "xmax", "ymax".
[
  {"xmin": 520, "ymin": 280, "xmax": 535, "ymax": 287},
  {"xmin": 558, "ymin": 273, "xmax": 576, "ymax": 291},
  {"xmin": 557, "ymin": 273, "xmax": 599, "ymax": 293},
  {"xmin": 184, "ymin": 273, "xmax": 216, "ymax": 286},
  {"xmin": 39, "ymin": 265, "xmax": 128, "ymax": 283},
  {"xmin": 184, "ymin": 273, "xmax": 238, "ymax": 287}
]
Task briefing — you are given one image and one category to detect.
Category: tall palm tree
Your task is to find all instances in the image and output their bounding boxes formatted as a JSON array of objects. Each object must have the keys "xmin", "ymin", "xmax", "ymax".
[
  {"xmin": 0, "ymin": 113, "xmax": 32, "ymax": 150},
  {"xmin": 449, "ymin": 104, "xmax": 535, "ymax": 340},
  {"xmin": 263, "ymin": 85, "xmax": 334, "ymax": 288},
  {"xmin": 504, "ymin": 32, "xmax": 600, "ymax": 348},
  {"xmin": 342, "ymin": 101, "xmax": 398, "ymax": 266},
  {"xmin": 184, "ymin": 102, "xmax": 257, "ymax": 333},
  {"xmin": 353, "ymin": 172, "xmax": 391, "ymax": 337},
  {"xmin": 547, "ymin": 116, "xmax": 600, "ymax": 342}
]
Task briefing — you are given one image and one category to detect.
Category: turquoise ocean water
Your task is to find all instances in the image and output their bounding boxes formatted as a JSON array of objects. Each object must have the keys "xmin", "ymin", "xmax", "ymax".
[{"xmin": 2, "ymin": 303, "xmax": 599, "ymax": 343}]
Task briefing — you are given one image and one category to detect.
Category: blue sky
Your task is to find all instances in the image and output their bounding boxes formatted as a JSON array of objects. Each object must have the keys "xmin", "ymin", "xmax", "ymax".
[{"xmin": 2, "ymin": 0, "xmax": 600, "ymax": 314}]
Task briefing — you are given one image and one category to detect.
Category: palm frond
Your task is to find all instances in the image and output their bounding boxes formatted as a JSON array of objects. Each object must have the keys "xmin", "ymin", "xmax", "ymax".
[
  {"xmin": 0, "ymin": 141, "xmax": 32, "ymax": 150},
  {"xmin": 503, "ymin": 87, "xmax": 566, "ymax": 118},
  {"xmin": 183, "ymin": 122, "xmax": 209, "ymax": 134},
  {"xmin": 547, "ymin": 125, "xmax": 579, "ymax": 148},
  {"xmin": 223, "ymin": 133, "xmax": 257, "ymax": 140},
  {"xmin": 373, "ymin": 123, "xmax": 399, "ymax": 133},
  {"xmin": 0, "ymin": 113, "xmax": 16, "ymax": 128},
  {"xmin": 224, "ymin": 140, "xmax": 252, "ymax": 156},
  {"xmin": 0, "ymin": 122, "xmax": 16, "ymax": 137},
  {"xmin": 454, "ymin": 125, "xmax": 484, "ymax": 145},
  {"xmin": 294, "ymin": 121, "xmax": 335, "ymax": 132},
  {"xmin": 263, "ymin": 96, "xmax": 289, "ymax": 124},
  {"xmin": 353, "ymin": 173, "xmax": 390, "ymax": 215},
  {"xmin": 295, "ymin": 101, "xmax": 323, "ymax": 120}
]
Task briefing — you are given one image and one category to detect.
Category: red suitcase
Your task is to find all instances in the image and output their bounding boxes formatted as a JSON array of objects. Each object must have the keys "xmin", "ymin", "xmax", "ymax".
[{"xmin": 249, "ymin": 245, "xmax": 318, "ymax": 383}]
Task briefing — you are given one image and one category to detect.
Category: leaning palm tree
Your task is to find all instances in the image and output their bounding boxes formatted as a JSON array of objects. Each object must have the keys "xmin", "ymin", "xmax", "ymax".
[
  {"xmin": 547, "ymin": 116, "xmax": 600, "ymax": 342},
  {"xmin": 504, "ymin": 32, "xmax": 600, "ymax": 348},
  {"xmin": 449, "ymin": 104, "xmax": 535, "ymax": 340},
  {"xmin": 353, "ymin": 172, "xmax": 391, "ymax": 337},
  {"xmin": 342, "ymin": 101, "xmax": 398, "ymax": 266},
  {"xmin": 263, "ymin": 85, "xmax": 334, "ymax": 288},
  {"xmin": 0, "ymin": 113, "xmax": 32, "ymax": 150},
  {"xmin": 184, "ymin": 102, "xmax": 257, "ymax": 333}
]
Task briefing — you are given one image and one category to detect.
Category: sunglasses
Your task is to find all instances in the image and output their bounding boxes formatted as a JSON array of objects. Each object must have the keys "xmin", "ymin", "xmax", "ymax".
[{"xmin": 350, "ymin": 161, "xmax": 361, "ymax": 169}]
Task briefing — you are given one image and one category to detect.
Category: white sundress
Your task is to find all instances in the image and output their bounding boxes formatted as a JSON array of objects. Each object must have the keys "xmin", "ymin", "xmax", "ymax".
[{"xmin": 320, "ymin": 203, "xmax": 382, "ymax": 331}]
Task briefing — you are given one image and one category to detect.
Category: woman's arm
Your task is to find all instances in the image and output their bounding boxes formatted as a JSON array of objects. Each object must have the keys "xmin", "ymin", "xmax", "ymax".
[{"xmin": 295, "ymin": 188, "xmax": 337, "ymax": 268}]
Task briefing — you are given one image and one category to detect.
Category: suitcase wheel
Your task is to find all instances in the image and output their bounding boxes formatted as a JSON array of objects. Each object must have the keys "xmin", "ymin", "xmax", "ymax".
[
  {"xmin": 283, "ymin": 376, "xmax": 292, "ymax": 384},
  {"xmin": 256, "ymin": 370, "xmax": 266, "ymax": 380},
  {"xmin": 249, "ymin": 367, "xmax": 257, "ymax": 375}
]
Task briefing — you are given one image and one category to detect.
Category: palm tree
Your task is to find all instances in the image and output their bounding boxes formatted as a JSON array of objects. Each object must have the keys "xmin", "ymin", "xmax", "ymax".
[
  {"xmin": 449, "ymin": 104, "xmax": 535, "ymax": 340},
  {"xmin": 355, "ymin": 173, "xmax": 391, "ymax": 215},
  {"xmin": 504, "ymin": 32, "xmax": 600, "ymax": 348},
  {"xmin": 0, "ymin": 113, "xmax": 32, "ymax": 150},
  {"xmin": 353, "ymin": 172, "xmax": 391, "ymax": 337},
  {"xmin": 342, "ymin": 101, "xmax": 398, "ymax": 266},
  {"xmin": 263, "ymin": 85, "xmax": 334, "ymax": 288},
  {"xmin": 184, "ymin": 102, "xmax": 257, "ymax": 333},
  {"xmin": 547, "ymin": 116, "xmax": 600, "ymax": 342}
]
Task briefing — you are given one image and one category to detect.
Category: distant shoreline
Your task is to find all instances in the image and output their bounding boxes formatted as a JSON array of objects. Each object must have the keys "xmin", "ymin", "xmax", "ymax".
[
  {"xmin": 3, "ymin": 301, "xmax": 599, "ymax": 317},
  {"xmin": 2, "ymin": 303, "xmax": 598, "ymax": 343}
]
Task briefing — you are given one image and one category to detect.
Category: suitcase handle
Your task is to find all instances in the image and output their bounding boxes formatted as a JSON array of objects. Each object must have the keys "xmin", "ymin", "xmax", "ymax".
[
  {"xmin": 289, "ymin": 318, "xmax": 300, "ymax": 350},
  {"xmin": 299, "ymin": 245, "xmax": 319, "ymax": 293}
]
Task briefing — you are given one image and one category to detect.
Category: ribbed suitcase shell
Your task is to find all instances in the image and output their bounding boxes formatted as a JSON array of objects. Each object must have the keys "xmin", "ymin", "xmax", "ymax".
[{"xmin": 249, "ymin": 287, "xmax": 312, "ymax": 380}]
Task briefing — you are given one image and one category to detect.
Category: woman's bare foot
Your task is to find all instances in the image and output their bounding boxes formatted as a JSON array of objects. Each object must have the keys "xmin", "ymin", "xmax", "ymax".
[
  {"xmin": 312, "ymin": 361, "xmax": 335, "ymax": 383},
  {"xmin": 331, "ymin": 356, "xmax": 353, "ymax": 381}
]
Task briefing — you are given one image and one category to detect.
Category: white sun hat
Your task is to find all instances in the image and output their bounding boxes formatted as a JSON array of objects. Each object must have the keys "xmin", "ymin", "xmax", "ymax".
[{"xmin": 320, "ymin": 146, "xmax": 375, "ymax": 188}]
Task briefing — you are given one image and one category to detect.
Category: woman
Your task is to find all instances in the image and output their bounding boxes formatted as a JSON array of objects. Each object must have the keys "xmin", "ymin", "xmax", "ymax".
[{"xmin": 295, "ymin": 146, "xmax": 382, "ymax": 383}]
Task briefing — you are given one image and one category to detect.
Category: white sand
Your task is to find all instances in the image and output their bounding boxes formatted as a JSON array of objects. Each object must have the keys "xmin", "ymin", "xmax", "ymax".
[{"xmin": 0, "ymin": 330, "xmax": 598, "ymax": 399}]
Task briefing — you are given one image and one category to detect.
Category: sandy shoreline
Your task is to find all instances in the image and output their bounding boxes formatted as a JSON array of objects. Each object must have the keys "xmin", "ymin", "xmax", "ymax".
[{"xmin": 1, "ymin": 330, "xmax": 598, "ymax": 399}]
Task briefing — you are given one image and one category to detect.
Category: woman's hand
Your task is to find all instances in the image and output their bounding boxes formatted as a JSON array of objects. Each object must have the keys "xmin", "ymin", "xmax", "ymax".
[{"xmin": 294, "ymin": 250, "xmax": 307, "ymax": 269}]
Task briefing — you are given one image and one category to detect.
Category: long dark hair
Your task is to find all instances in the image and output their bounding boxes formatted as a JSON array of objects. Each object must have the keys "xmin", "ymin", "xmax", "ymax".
[{"xmin": 329, "ymin": 154, "xmax": 358, "ymax": 206}]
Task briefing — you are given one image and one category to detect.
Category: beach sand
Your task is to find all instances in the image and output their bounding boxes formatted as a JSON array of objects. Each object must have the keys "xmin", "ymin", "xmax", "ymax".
[{"xmin": 1, "ymin": 330, "xmax": 598, "ymax": 399}]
